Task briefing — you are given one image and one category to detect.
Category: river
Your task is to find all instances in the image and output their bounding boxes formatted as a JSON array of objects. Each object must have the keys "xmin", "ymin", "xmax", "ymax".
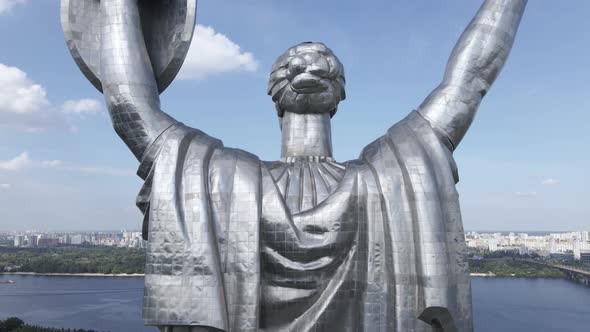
[{"xmin": 1, "ymin": 275, "xmax": 589, "ymax": 331}]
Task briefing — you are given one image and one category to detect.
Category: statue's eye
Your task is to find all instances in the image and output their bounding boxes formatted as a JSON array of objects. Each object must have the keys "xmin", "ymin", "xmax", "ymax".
[{"xmin": 308, "ymin": 57, "xmax": 330, "ymax": 77}]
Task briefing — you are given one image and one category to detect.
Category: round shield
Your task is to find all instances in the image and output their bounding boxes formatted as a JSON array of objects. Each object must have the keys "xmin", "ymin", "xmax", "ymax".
[{"xmin": 60, "ymin": 0, "xmax": 197, "ymax": 94}]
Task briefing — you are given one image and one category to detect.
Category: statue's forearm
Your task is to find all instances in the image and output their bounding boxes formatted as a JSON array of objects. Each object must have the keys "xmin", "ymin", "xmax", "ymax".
[
  {"xmin": 418, "ymin": 0, "xmax": 527, "ymax": 148},
  {"xmin": 100, "ymin": 0, "xmax": 175, "ymax": 161}
]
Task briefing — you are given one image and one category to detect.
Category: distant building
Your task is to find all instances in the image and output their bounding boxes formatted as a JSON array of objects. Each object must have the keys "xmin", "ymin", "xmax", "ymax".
[
  {"xmin": 508, "ymin": 233, "xmax": 516, "ymax": 246},
  {"xmin": 581, "ymin": 252, "xmax": 590, "ymax": 266},
  {"xmin": 13, "ymin": 235, "xmax": 25, "ymax": 247},
  {"xmin": 37, "ymin": 238, "xmax": 59, "ymax": 247},
  {"xmin": 26, "ymin": 235, "xmax": 38, "ymax": 247},
  {"xmin": 70, "ymin": 234, "xmax": 83, "ymax": 245},
  {"xmin": 574, "ymin": 241, "xmax": 581, "ymax": 260},
  {"xmin": 549, "ymin": 252, "xmax": 574, "ymax": 263},
  {"xmin": 488, "ymin": 241, "xmax": 498, "ymax": 252}
]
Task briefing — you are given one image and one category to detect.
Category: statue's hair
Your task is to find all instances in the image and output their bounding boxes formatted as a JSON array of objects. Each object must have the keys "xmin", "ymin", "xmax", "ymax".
[{"xmin": 268, "ymin": 42, "xmax": 346, "ymax": 118}]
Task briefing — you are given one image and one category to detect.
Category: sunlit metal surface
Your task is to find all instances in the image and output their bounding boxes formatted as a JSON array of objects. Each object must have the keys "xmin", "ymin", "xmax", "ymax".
[
  {"xmin": 61, "ymin": 0, "xmax": 527, "ymax": 331},
  {"xmin": 61, "ymin": 0, "xmax": 196, "ymax": 93}
]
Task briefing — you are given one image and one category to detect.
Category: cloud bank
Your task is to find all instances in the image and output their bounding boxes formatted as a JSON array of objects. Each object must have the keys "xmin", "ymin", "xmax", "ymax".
[
  {"xmin": 0, "ymin": 0, "xmax": 25, "ymax": 15},
  {"xmin": 61, "ymin": 98, "xmax": 102, "ymax": 115},
  {"xmin": 0, "ymin": 151, "xmax": 133, "ymax": 176},
  {"xmin": 0, "ymin": 64, "xmax": 47, "ymax": 113},
  {"xmin": 0, "ymin": 151, "xmax": 31, "ymax": 170},
  {"xmin": 0, "ymin": 63, "xmax": 102, "ymax": 132},
  {"xmin": 541, "ymin": 178, "xmax": 560, "ymax": 185},
  {"xmin": 179, "ymin": 25, "xmax": 259, "ymax": 80}
]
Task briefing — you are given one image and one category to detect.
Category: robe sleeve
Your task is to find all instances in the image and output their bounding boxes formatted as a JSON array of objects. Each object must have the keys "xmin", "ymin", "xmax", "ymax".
[
  {"xmin": 136, "ymin": 123, "xmax": 261, "ymax": 330},
  {"xmin": 136, "ymin": 123, "xmax": 229, "ymax": 328},
  {"xmin": 359, "ymin": 111, "xmax": 472, "ymax": 331}
]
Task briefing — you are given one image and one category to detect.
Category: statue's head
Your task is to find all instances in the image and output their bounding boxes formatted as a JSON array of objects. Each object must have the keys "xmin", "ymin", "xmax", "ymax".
[{"xmin": 268, "ymin": 42, "xmax": 346, "ymax": 119}]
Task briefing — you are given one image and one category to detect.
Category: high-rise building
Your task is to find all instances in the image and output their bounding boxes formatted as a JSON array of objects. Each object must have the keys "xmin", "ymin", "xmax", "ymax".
[
  {"xmin": 26, "ymin": 235, "xmax": 38, "ymax": 247},
  {"xmin": 37, "ymin": 238, "xmax": 59, "ymax": 247},
  {"xmin": 13, "ymin": 235, "xmax": 25, "ymax": 247},
  {"xmin": 70, "ymin": 234, "xmax": 83, "ymax": 245},
  {"xmin": 574, "ymin": 240, "xmax": 581, "ymax": 260}
]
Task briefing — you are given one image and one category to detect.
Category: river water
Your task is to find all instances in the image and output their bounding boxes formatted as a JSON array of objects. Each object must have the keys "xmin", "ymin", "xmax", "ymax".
[{"xmin": 0, "ymin": 275, "xmax": 589, "ymax": 331}]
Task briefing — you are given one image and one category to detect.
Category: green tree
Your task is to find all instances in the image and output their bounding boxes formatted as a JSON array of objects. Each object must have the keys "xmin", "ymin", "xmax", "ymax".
[{"xmin": 2, "ymin": 317, "xmax": 24, "ymax": 331}]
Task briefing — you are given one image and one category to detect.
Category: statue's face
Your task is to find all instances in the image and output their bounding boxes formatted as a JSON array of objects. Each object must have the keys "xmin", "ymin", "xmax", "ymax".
[{"xmin": 268, "ymin": 42, "xmax": 346, "ymax": 118}]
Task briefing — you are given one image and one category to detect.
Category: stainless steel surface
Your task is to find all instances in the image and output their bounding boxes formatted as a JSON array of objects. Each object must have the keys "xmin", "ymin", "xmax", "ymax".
[
  {"xmin": 61, "ymin": 0, "xmax": 527, "ymax": 331},
  {"xmin": 280, "ymin": 112, "xmax": 333, "ymax": 159},
  {"xmin": 417, "ymin": 0, "xmax": 527, "ymax": 149},
  {"xmin": 61, "ymin": 0, "xmax": 196, "ymax": 93},
  {"xmin": 269, "ymin": 42, "xmax": 346, "ymax": 119}
]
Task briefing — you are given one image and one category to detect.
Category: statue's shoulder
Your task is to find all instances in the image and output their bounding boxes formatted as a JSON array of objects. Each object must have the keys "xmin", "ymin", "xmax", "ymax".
[{"xmin": 209, "ymin": 146, "xmax": 261, "ymax": 182}]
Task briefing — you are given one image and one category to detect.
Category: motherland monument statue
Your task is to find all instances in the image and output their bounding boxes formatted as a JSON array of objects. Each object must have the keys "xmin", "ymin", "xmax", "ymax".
[{"xmin": 61, "ymin": 0, "xmax": 527, "ymax": 331}]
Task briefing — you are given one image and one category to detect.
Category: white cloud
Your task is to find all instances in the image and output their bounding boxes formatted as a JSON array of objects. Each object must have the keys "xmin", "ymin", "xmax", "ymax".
[
  {"xmin": 0, "ymin": 63, "xmax": 67, "ymax": 132},
  {"xmin": 61, "ymin": 99, "xmax": 102, "ymax": 115},
  {"xmin": 541, "ymin": 178, "xmax": 560, "ymax": 185},
  {"xmin": 0, "ymin": 152, "xmax": 31, "ymax": 170},
  {"xmin": 0, "ymin": 64, "xmax": 100, "ymax": 132},
  {"xmin": 59, "ymin": 165, "xmax": 134, "ymax": 177},
  {"xmin": 515, "ymin": 191, "xmax": 537, "ymax": 197},
  {"xmin": 41, "ymin": 160, "xmax": 63, "ymax": 168},
  {"xmin": 179, "ymin": 25, "xmax": 259, "ymax": 80},
  {"xmin": 0, "ymin": 0, "xmax": 25, "ymax": 15},
  {"xmin": 0, "ymin": 183, "xmax": 11, "ymax": 190},
  {"xmin": 0, "ymin": 64, "xmax": 48, "ymax": 113},
  {"xmin": 0, "ymin": 151, "xmax": 132, "ymax": 177}
]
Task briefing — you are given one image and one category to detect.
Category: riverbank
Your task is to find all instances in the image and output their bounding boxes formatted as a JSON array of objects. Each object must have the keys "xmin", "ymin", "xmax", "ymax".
[
  {"xmin": 0, "ymin": 247, "xmax": 571, "ymax": 279},
  {"xmin": 0, "ymin": 272, "xmax": 557, "ymax": 278},
  {"xmin": 0, "ymin": 272, "xmax": 144, "ymax": 277},
  {"xmin": 0, "ymin": 246, "xmax": 145, "ymax": 275},
  {"xmin": 468, "ymin": 258, "xmax": 565, "ymax": 278}
]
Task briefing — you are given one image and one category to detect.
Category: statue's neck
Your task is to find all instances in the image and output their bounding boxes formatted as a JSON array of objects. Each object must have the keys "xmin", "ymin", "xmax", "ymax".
[{"xmin": 281, "ymin": 112, "xmax": 333, "ymax": 160}]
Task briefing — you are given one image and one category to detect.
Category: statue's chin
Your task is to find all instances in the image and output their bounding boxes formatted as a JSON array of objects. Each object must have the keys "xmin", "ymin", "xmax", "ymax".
[{"xmin": 279, "ymin": 89, "xmax": 338, "ymax": 115}]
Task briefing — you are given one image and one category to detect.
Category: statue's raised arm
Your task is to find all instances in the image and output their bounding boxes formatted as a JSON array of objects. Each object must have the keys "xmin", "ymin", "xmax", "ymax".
[
  {"xmin": 61, "ymin": 0, "xmax": 196, "ymax": 161},
  {"xmin": 417, "ymin": 0, "xmax": 527, "ymax": 149},
  {"xmin": 99, "ymin": 0, "xmax": 176, "ymax": 160}
]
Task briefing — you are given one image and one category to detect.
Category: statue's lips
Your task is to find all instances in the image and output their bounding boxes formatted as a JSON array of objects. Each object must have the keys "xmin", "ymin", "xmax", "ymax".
[{"xmin": 291, "ymin": 73, "xmax": 328, "ymax": 94}]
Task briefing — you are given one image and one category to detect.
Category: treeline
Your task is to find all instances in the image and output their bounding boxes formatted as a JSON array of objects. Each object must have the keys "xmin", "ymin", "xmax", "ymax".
[
  {"xmin": 468, "ymin": 259, "xmax": 565, "ymax": 278},
  {"xmin": 466, "ymin": 247, "xmax": 543, "ymax": 259},
  {"xmin": 0, "ymin": 317, "xmax": 97, "ymax": 332},
  {"xmin": 0, "ymin": 247, "xmax": 144, "ymax": 274},
  {"xmin": 0, "ymin": 246, "xmax": 569, "ymax": 278}
]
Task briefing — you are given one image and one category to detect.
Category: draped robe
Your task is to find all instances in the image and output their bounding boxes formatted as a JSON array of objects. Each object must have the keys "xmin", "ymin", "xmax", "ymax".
[{"xmin": 137, "ymin": 111, "xmax": 473, "ymax": 331}]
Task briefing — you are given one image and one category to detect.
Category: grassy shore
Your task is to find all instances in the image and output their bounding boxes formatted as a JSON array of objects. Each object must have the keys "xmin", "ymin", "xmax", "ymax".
[
  {"xmin": 468, "ymin": 258, "xmax": 565, "ymax": 278},
  {"xmin": 0, "ymin": 246, "xmax": 568, "ymax": 279},
  {"xmin": 0, "ymin": 246, "xmax": 144, "ymax": 274}
]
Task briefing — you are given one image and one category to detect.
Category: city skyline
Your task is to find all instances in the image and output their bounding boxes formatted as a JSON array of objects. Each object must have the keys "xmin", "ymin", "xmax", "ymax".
[
  {"xmin": 4, "ymin": 229, "xmax": 590, "ymax": 259},
  {"xmin": 1, "ymin": 0, "xmax": 589, "ymax": 231}
]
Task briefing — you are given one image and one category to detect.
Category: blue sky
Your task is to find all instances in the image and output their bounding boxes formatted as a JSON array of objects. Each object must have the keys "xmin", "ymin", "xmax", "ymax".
[{"xmin": 0, "ymin": 0, "xmax": 588, "ymax": 232}]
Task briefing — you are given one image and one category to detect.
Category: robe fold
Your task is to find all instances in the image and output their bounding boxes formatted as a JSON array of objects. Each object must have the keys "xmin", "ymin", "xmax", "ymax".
[{"xmin": 138, "ymin": 111, "xmax": 473, "ymax": 331}]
